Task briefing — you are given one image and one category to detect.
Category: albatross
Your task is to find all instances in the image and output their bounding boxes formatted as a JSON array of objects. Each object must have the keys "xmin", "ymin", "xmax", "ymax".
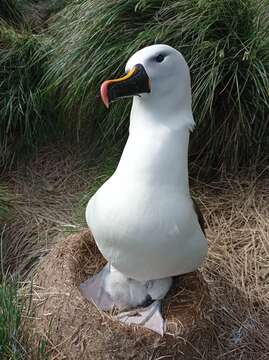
[{"xmin": 80, "ymin": 44, "xmax": 208, "ymax": 335}]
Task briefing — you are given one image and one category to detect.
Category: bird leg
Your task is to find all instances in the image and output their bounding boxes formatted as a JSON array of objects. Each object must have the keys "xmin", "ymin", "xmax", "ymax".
[{"xmin": 80, "ymin": 264, "xmax": 172, "ymax": 335}]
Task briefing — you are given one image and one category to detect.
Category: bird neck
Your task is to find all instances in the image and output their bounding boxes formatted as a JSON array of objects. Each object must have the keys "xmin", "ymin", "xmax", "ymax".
[
  {"xmin": 130, "ymin": 96, "xmax": 194, "ymax": 131},
  {"xmin": 115, "ymin": 98, "xmax": 192, "ymax": 195}
]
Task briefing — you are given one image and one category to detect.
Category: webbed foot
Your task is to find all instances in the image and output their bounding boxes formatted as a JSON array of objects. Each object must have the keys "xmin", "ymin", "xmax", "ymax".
[{"xmin": 117, "ymin": 300, "xmax": 165, "ymax": 335}]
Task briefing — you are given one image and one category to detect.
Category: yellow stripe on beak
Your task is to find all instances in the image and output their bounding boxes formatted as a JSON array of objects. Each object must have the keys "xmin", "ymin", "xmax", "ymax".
[{"xmin": 106, "ymin": 67, "xmax": 137, "ymax": 84}]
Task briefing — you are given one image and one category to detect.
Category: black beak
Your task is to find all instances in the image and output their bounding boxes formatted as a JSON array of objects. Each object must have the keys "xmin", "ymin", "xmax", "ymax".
[{"xmin": 100, "ymin": 64, "xmax": 151, "ymax": 108}]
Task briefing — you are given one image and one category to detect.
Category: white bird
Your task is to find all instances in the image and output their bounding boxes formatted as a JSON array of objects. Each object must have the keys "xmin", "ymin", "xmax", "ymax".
[{"xmin": 81, "ymin": 44, "xmax": 208, "ymax": 335}]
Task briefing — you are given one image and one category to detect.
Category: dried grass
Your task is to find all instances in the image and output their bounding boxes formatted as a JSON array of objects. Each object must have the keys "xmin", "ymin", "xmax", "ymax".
[
  {"xmin": 28, "ymin": 230, "xmax": 212, "ymax": 360},
  {"xmin": 191, "ymin": 174, "xmax": 269, "ymax": 359},
  {"xmin": 25, "ymin": 172, "xmax": 269, "ymax": 359},
  {"xmin": 2, "ymin": 144, "xmax": 269, "ymax": 359},
  {"xmin": 1, "ymin": 143, "xmax": 92, "ymax": 276}
]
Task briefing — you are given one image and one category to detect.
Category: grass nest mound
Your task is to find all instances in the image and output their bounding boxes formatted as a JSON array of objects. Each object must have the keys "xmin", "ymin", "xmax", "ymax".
[{"xmin": 29, "ymin": 230, "xmax": 213, "ymax": 360}]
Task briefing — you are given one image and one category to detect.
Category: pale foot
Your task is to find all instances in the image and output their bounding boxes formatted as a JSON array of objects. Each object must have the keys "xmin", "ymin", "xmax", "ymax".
[
  {"xmin": 80, "ymin": 265, "xmax": 171, "ymax": 335},
  {"xmin": 80, "ymin": 264, "xmax": 114, "ymax": 310},
  {"xmin": 117, "ymin": 300, "xmax": 165, "ymax": 335}
]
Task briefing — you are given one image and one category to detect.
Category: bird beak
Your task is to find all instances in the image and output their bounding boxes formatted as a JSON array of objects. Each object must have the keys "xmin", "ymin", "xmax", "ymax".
[{"xmin": 100, "ymin": 64, "xmax": 151, "ymax": 108}]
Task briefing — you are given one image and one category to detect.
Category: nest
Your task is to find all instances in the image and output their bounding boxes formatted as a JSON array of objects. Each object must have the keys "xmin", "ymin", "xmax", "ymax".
[{"xmin": 28, "ymin": 230, "xmax": 213, "ymax": 360}]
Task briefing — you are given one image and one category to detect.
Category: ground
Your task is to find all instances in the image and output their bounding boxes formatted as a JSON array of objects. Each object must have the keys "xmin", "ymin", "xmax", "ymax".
[{"xmin": 2, "ymin": 142, "xmax": 269, "ymax": 359}]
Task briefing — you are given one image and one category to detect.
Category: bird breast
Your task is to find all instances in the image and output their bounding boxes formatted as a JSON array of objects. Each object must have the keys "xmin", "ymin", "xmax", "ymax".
[{"xmin": 86, "ymin": 177, "xmax": 207, "ymax": 281}]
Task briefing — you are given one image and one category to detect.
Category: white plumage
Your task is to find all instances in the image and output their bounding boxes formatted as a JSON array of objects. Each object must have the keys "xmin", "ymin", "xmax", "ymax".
[{"xmin": 86, "ymin": 44, "xmax": 207, "ymax": 288}]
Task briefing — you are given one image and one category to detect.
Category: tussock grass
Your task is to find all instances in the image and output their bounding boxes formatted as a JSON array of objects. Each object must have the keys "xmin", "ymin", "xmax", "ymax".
[
  {"xmin": 0, "ymin": 273, "xmax": 26, "ymax": 360},
  {"xmin": 0, "ymin": 271, "xmax": 49, "ymax": 359},
  {"xmin": 0, "ymin": 0, "xmax": 66, "ymax": 29},
  {"xmin": 44, "ymin": 0, "xmax": 269, "ymax": 172},
  {"xmin": 22, "ymin": 0, "xmax": 68, "ymax": 31},
  {"xmin": 0, "ymin": 184, "xmax": 13, "ymax": 219},
  {"xmin": 0, "ymin": 21, "xmax": 57, "ymax": 167},
  {"xmin": 0, "ymin": 0, "xmax": 28, "ymax": 27},
  {"xmin": 0, "ymin": 0, "xmax": 68, "ymax": 168}
]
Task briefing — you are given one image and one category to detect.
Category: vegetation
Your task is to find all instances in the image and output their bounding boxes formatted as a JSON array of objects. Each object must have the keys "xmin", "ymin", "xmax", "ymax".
[
  {"xmin": 44, "ymin": 0, "xmax": 269, "ymax": 172},
  {"xmin": 0, "ymin": 0, "xmax": 268, "ymax": 171},
  {"xmin": 0, "ymin": 0, "xmax": 29, "ymax": 27},
  {"xmin": 0, "ymin": 272, "xmax": 49, "ymax": 359},
  {"xmin": 0, "ymin": 275, "xmax": 25, "ymax": 360},
  {"xmin": 0, "ymin": 1, "xmax": 268, "ymax": 356},
  {"xmin": 0, "ymin": 184, "xmax": 13, "ymax": 219},
  {"xmin": 0, "ymin": 21, "xmax": 56, "ymax": 167},
  {"xmin": 0, "ymin": 0, "xmax": 69, "ymax": 167},
  {"xmin": 3, "ymin": 146, "xmax": 267, "ymax": 359},
  {"xmin": 0, "ymin": 0, "xmax": 66, "ymax": 29}
]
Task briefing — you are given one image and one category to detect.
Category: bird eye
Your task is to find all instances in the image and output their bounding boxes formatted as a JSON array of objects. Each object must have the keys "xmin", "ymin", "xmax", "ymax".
[{"xmin": 155, "ymin": 54, "xmax": 165, "ymax": 63}]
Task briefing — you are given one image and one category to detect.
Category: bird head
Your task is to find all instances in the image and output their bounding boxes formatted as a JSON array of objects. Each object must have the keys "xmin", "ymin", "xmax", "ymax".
[{"xmin": 100, "ymin": 44, "xmax": 192, "ymax": 111}]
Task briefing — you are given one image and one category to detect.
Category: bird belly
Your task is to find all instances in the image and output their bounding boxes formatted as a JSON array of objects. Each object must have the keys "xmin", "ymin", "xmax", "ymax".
[{"xmin": 86, "ymin": 178, "xmax": 207, "ymax": 281}]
